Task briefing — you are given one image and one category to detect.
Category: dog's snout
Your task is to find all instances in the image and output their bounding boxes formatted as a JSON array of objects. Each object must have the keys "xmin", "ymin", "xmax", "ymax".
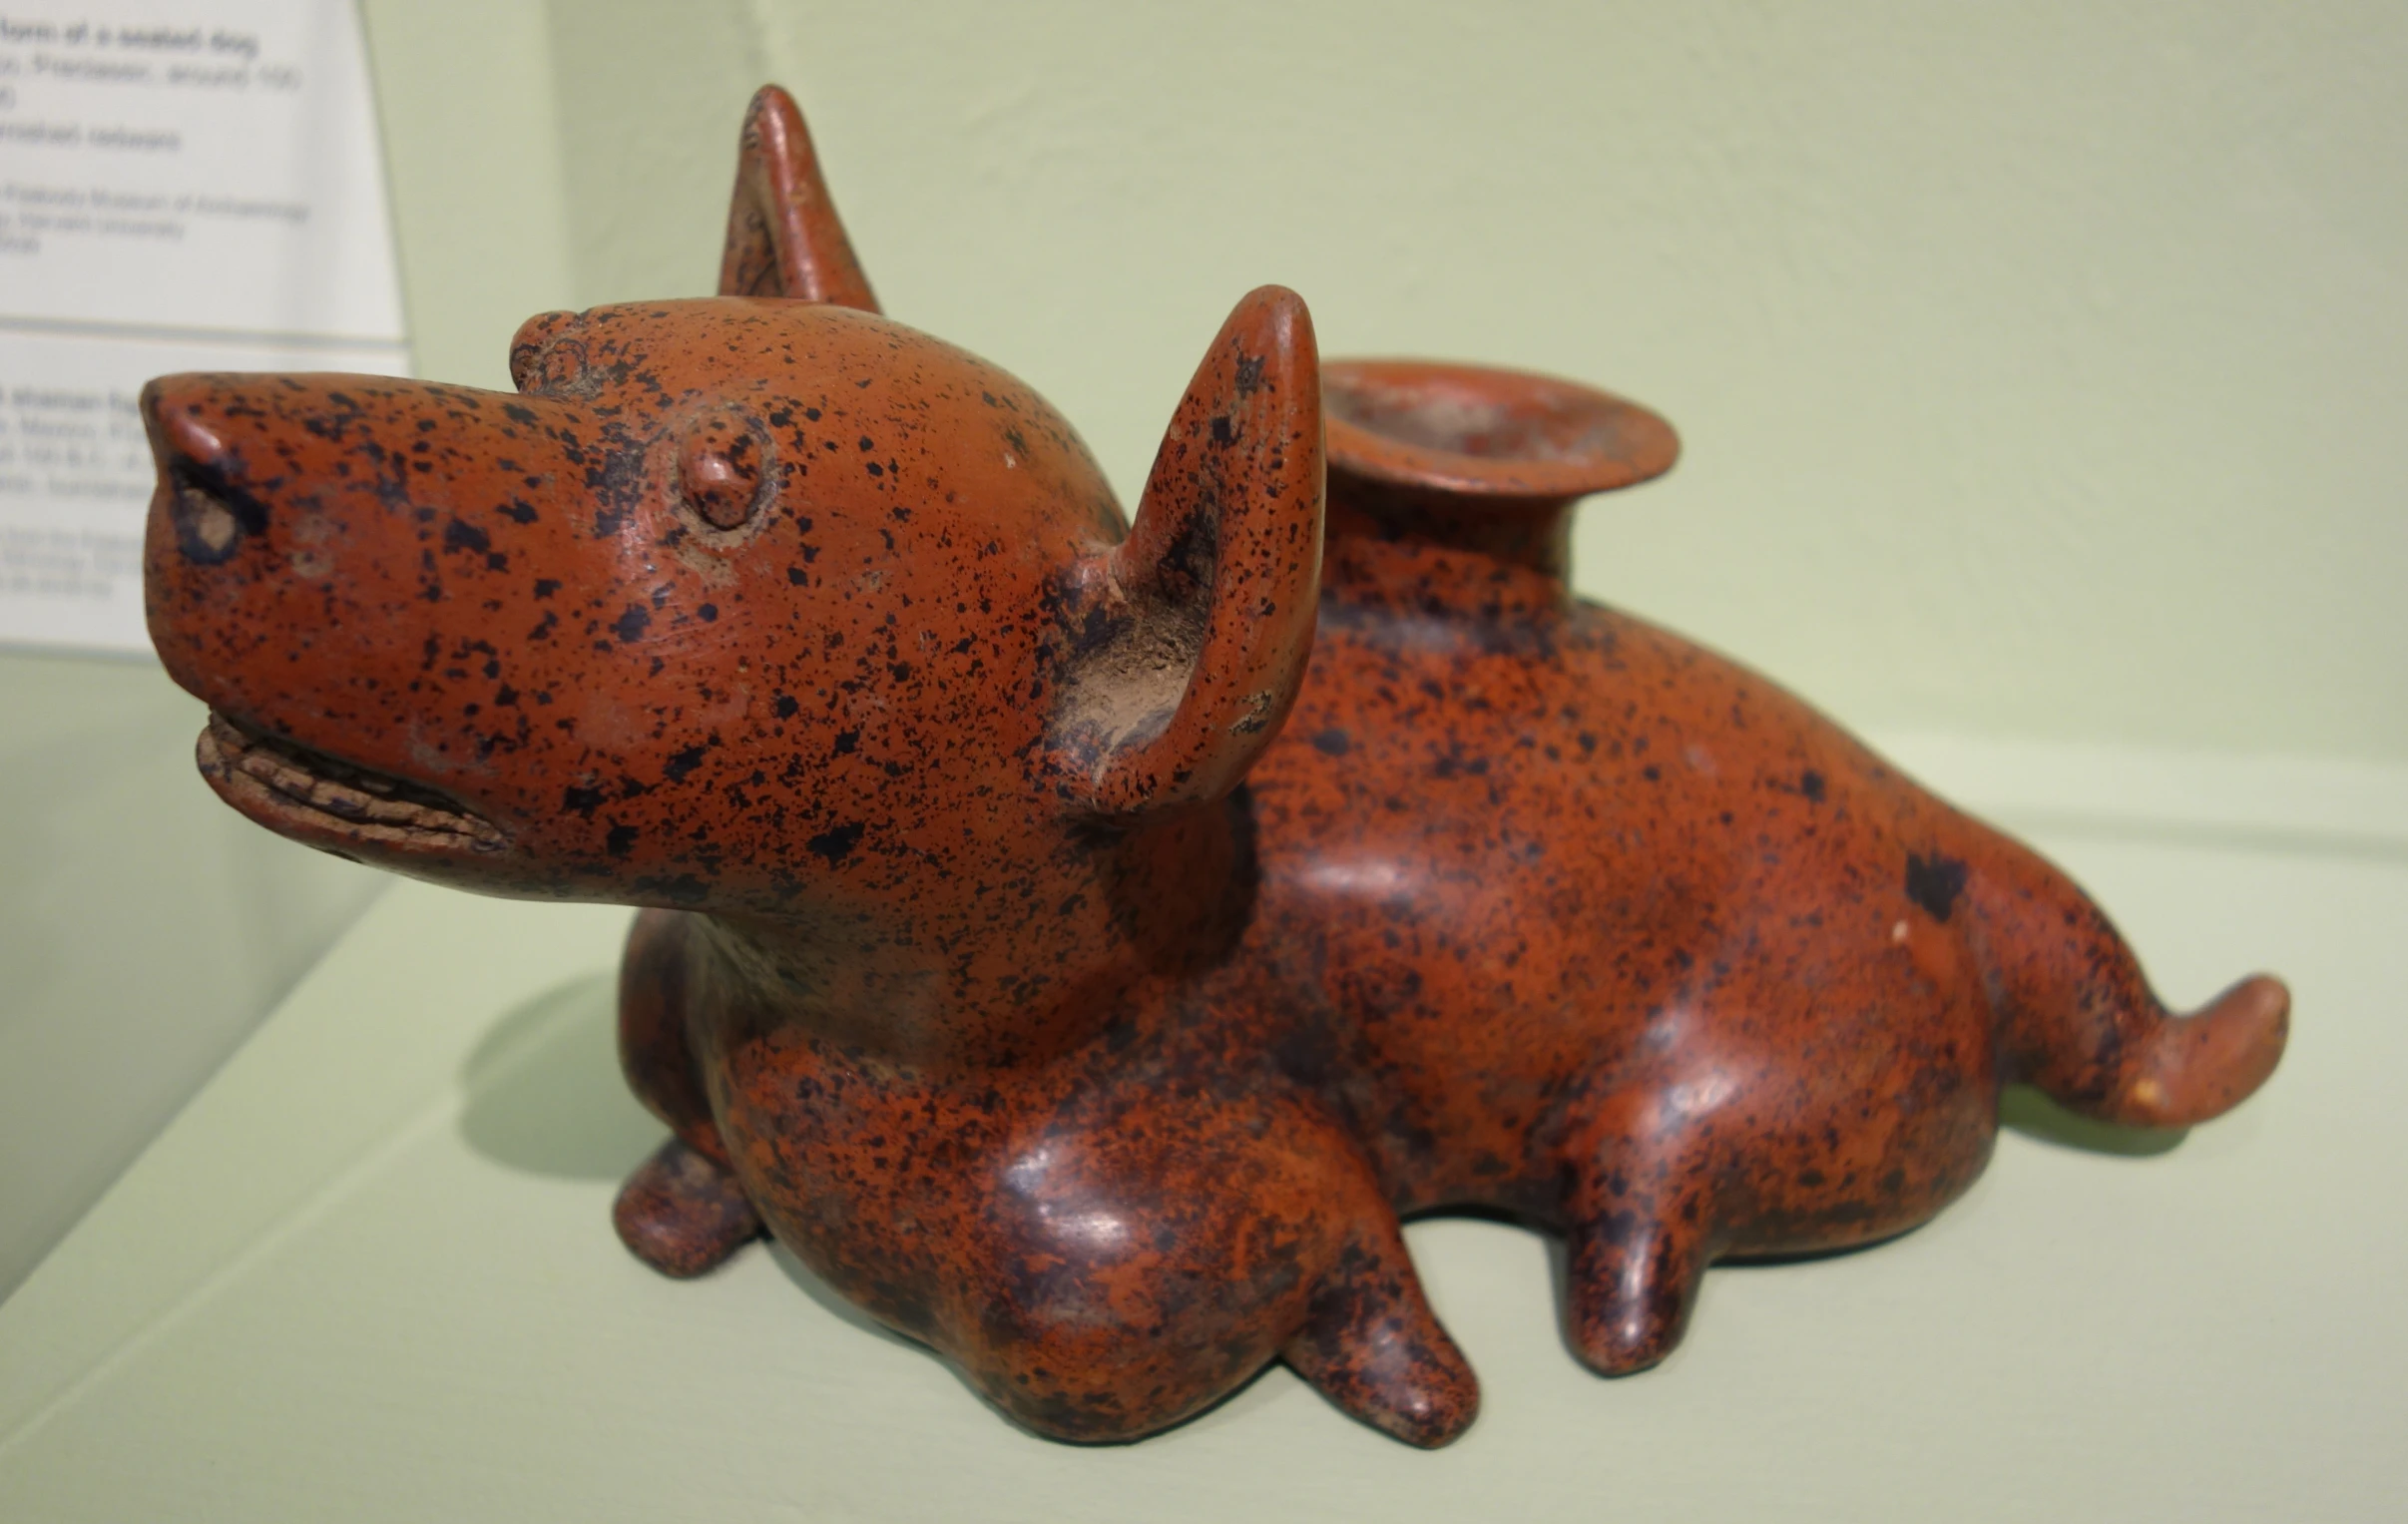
[
  {"xmin": 509, "ymin": 310, "xmax": 588, "ymax": 394},
  {"xmin": 169, "ymin": 475, "xmax": 252, "ymax": 564},
  {"xmin": 143, "ymin": 378, "xmax": 265, "ymax": 567}
]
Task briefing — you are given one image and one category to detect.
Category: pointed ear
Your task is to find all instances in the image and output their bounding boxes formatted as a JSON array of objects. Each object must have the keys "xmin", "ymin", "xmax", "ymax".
[
  {"xmin": 1053, "ymin": 286, "xmax": 1324, "ymax": 814},
  {"xmin": 718, "ymin": 85, "xmax": 879, "ymax": 310}
]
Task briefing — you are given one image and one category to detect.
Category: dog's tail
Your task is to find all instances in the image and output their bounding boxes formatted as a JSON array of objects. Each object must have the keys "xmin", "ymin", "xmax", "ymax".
[{"xmin": 1953, "ymin": 818, "xmax": 2288, "ymax": 1127}]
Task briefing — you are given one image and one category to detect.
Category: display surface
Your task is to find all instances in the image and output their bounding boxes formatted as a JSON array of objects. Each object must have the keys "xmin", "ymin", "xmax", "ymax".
[
  {"xmin": 135, "ymin": 87, "xmax": 2286, "ymax": 1446},
  {"xmin": 2, "ymin": 777, "xmax": 2391, "ymax": 1521}
]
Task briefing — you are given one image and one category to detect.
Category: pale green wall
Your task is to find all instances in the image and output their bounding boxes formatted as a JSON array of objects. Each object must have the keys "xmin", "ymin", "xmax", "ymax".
[
  {"xmin": 360, "ymin": 0, "xmax": 578, "ymax": 389},
  {"xmin": 369, "ymin": 0, "xmax": 2408, "ymax": 762}
]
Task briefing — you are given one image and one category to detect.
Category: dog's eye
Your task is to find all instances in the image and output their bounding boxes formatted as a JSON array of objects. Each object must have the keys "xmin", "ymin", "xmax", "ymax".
[{"xmin": 678, "ymin": 410, "xmax": 768, "ymax": 531}]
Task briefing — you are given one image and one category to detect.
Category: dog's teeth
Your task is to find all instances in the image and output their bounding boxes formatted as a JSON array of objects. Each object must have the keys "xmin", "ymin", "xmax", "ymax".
[
  {"xmin": 368, "ymin": 798, "xmax": 461, "ymax": 830},
  {"xmin": 241, "ymin": 750, "xmax": 317, "ymax": 799},
  {"xmin": 309, "ymin": 778, "xmax": 377, "ymax": 818},
  {"xmin": 211, "ymin": 712, "xmax": 501, "ymax": 846}
]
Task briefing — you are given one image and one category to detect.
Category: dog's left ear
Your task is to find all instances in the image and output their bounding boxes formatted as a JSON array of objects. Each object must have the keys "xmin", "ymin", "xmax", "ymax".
[
  {"xmin": 719, "ymin": 85, "xmax": 879, "ymax": 310},
  {"xmin": 1053, "ymin": 286, "xmax": 1324, "ymax": 815}
]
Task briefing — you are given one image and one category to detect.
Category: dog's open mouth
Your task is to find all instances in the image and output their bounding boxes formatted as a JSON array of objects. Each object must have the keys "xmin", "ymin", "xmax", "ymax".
[{"xmin": 199, "ymin": 711, "xmax": 506, "ymax": 851}]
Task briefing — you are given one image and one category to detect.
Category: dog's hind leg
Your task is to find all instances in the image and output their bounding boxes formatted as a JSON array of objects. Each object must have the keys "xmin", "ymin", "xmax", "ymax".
[
  {"xmin": 1957, "ymin": 820, "xmax": 2289, "ymax": 1127},
  {"xmin": 613, "ymin": 908, "xmax": 761, "ymax": 1275},
  {"xmin": 1283, "ymin": 1201, "xmax": 1480, "ymax": 1447},
  {"xmin": 1560, "ymin": 1089, "xmax": 1723, "ymax": 1376}
]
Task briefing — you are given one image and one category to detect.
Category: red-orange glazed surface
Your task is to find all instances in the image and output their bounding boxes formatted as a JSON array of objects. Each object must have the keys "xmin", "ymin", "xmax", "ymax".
[{"xmin": 140, "ymin": 87, "xmax": 2286, "ymax": 1448}]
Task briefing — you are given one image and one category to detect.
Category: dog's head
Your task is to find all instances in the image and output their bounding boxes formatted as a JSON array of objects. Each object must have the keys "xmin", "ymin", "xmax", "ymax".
[{"xmin": 144, "ymin": 91, "xmax": 1322, "ymax": 917}]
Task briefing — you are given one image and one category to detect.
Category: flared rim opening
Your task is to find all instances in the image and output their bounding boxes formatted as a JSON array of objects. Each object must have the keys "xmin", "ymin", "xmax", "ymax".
[{"xmin": 1323, "ymin": 358, "xmax": 1679, "ymax": 501}]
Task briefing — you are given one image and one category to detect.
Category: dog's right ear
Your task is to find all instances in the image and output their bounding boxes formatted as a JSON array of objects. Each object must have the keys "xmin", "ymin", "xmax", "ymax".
[
  {"xmin": 718, "ymin": 85, "xmax": 879, "ymax": 311},
  {"xmin": 1050, "ymin": 286, "xmax": 1324, "ymax": 816}
]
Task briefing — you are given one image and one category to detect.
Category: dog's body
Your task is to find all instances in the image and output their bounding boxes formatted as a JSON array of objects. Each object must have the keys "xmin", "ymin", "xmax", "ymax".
[{"xmin": 140, "ymin": 88, "xmax": 2286, "ymax": 1447}]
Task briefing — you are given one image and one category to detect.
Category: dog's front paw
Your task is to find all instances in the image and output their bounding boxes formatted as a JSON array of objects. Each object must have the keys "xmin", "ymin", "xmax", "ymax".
[{"xmin": 613, "ymin": 1137, "xmax": 762, "ymax": 1277}]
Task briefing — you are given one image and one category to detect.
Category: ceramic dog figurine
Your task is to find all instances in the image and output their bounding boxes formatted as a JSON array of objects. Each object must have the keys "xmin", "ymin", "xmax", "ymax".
[{"xmin": 140, "ymin": 86, "xmax": 2287, "ymax": 1448}]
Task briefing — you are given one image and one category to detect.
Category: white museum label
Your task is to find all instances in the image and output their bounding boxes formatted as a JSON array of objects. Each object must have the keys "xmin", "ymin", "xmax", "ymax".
[{"xmin": 0, "ymin": 0, "xmax": 410, "ymax": 655}]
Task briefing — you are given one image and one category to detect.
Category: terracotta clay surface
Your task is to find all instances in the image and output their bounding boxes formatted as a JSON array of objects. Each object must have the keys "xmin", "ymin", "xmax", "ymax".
[{"xmin": 141, "ymin": 86, "xmax": 2287, "ymax": 1448}]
